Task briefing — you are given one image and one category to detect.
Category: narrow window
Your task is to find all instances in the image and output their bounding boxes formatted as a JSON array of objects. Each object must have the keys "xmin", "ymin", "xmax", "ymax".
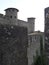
[{"xmin": 10, "ymin": 16, "xmax": 12, "ymax": 18}]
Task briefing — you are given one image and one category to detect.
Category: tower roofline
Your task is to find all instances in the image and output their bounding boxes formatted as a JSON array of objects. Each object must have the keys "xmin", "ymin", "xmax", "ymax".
[
  {"xmin": 28, "ymin": 17, "xmax": 35, "ymax": 19},
  {"xmin": 4, "ymin": 8, "xmax": 19, "ymax": 12}
]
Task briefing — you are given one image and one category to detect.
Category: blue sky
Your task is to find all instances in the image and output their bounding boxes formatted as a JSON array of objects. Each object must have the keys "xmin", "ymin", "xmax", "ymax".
[{"xmin": 0, "ymin": 0, "xmax": 49, "ymax": 32}]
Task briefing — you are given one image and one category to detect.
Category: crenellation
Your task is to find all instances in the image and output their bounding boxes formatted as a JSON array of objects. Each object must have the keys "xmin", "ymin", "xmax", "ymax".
[{"xmin": 0, "ymin": 8, "xmax": 35, "ymax": 33}]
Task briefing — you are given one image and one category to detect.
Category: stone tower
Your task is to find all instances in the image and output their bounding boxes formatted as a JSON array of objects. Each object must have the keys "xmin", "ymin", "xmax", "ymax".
[
  {"xmin": 4, "ymin": 8, "xmax": 19, "ymax": 25},
  {"xmin": 45, "ymin": 7, "xmax": 49, "ymax": 65},
  {"xmin": 28, "ymin": 18, "xmax": 35, "ymax": 33}
]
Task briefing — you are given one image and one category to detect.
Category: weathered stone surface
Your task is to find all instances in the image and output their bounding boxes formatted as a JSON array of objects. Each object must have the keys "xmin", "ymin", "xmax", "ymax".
[{"xmin": 0, "ymin": 24, "xmax": 28, "ymax": 65}]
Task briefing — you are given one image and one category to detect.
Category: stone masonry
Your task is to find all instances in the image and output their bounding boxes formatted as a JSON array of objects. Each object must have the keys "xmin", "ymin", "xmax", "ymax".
[{"xmin": 0, "ymin": 24, "xmax": 28, "ymax": 65}]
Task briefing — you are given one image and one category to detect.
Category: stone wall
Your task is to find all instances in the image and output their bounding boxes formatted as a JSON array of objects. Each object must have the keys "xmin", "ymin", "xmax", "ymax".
[{"xmin": 0, "ymin": 24, "xmax": 28, "ymax": 65}]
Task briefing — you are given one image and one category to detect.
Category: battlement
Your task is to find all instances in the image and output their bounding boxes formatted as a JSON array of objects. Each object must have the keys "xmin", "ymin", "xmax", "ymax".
[{"xmin": 0, "ymin": 8, "xmax": 35, "ymax": 33}]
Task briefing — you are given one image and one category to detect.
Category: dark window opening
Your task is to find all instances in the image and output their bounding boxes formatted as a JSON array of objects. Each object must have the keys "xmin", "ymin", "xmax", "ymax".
[{"xmin": 10, "ymin": 16, "xmax": 12, "ymax": 18}]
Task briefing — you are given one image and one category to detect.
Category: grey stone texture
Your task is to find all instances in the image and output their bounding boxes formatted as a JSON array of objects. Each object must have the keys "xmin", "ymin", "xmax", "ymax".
[
  {"xmin": 0, "ymin": 24, "xmax": 28, "ymax": 65},
  {"xmin": 45, "ymin": 7, "xmax": 49, "ymax": 65},
  {"xmin": 28, "ymin": 31, "xmax": 44, "ymax": 65}
]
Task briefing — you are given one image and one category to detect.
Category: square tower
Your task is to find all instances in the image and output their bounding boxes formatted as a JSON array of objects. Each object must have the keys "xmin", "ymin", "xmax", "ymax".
[{"xmin": 44, "ymin": 7, "xmax": 49, "ymax": 65}]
